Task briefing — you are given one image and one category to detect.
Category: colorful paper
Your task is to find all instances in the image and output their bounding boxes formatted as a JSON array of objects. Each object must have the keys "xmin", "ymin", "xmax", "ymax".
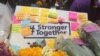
[
  {"xmin": 15, "ymin": 12, "xmax": 26, "ymax": 20},
  {"xmin": 12, "ymin": 16, "xmax": 20, "ymax": 24},
  {"xmin": 30, "ymin": 8, "xmax": 39, "ymax": 15},
  {"xmin": 40, "ymin": 8, "xmax": 49, "ymax": 17},
  {"xmin": 12, "ymin": 24, "xmax": 21, "ymax": 33},
  {"xmin": 19, "ymin": 7, "xmax": 31, "ymax": 14},
  {"xmin": 11, "ymin": 45, "xmax": 20, "ymax": 52},
  {"xmin": 71, "ymin": 22, "xmax": 79, "ymax": 31},
  {"xmin": 21, "ymin": 27, "xmax": 32, "ymax": 37},
  {"xmin": 78, "ymin": 13, "xmax": 88, "ymax": 22},
  {"xmin": 69, "ymin": 12, "xmax": 77, "ymax": 21},
  {"xmin": 71, "ymin": 31, "xmax": 80, "ymax": 39},
  {"xmin": 49, "ymin": 9, "xmax": 57, "ymax": 19},
  {"xmin": 39, "ymin": 17, "xmax": 48, "ymax": 24},
  {"xmin": 45, "ymin": 39, "xmax": 55, "ymax": 48},
  {"xmin": 21, "ymin": 19, "xmax": 30, "ymax": 28}
]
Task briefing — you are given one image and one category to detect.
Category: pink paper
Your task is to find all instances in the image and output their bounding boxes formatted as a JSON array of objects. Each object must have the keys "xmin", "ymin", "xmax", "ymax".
[
  {"xmin": 12, "ymin": 16, "xmax": 20, "ymax": 24},
  {"xmin": 69, "ymin": 12, "xmax": 77, "ymax": 21},
  {"xmin": 71, "ymin": 22, "xmax": 79, "ymax": 31},
  {"xmin": 83, "ymin": 24, "xmax": 98, "ymax": 32}
]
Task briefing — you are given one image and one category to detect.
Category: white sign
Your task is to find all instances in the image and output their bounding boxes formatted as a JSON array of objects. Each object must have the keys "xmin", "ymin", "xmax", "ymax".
[{"xmin": 26, "ymin": 22, "xmax": 70, "ymax": 38}]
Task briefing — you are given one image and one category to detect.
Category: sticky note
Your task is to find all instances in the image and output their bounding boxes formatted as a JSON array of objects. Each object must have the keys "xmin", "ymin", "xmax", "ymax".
[
  {"xmin": 45, "ymin": 39, "xmax": 55, "ymax": 48},
  {"xmin": 12, "ymin": 16, "xmax": 20, "ymax": 24},
  {"xmin": 21, "ymin": 27, "xmax": 32, "ymax": 37},
  {"xmin": 19, "ymin": 7, "xmax": 31, "ymax": 14},
  {"xmin": 49, "ymin": 9, "xmax": 57, "ymax": 18},
  {"xmin": 71, "ymin": 22, "xmax": 79, "ymax": 31},
  {"xmin": 71, "ymin": 31, "xmax": 80, "ymax": 38},
  {"xmin": 39, "ymin": 17, "xmax": 48, "ymax": 24},
  {"xmin": 15, "ymin": 12, "xmax": 26, "ymax": 20},
  {"xmin": 40, "ymin": 8, "xmax": 49, "ymax": 17},
  {"xmin": 29, "ymin": 15, "xmax": 37, "ymax": 22},
  {"xmin": 69, "ymin": 12, "xmax": 77, "ymax": 21},
  {"xmin": 21, "ymin": 19, "xmax": 30, "ymax": 28},
  {"xmin": 49, "ymin": 18, "xmax": 58, "ymax": 23},
  {"xmin": 11, "ymin": 45, "xmax": 20, "ymax": 52},
  {"xmin": 83, "ymin": 24, "xmax": 98, "ymax": 32},
  {"xmin": 30, "ymin": 8, "xmax": 39, "ymax": 16},
  {"xmin": 78, "ymin": 13, "xmax": 88, "ymax": 22},
  {"xmin": 12, "ymin": 24, "xmax": 20, "ymax": 33}
]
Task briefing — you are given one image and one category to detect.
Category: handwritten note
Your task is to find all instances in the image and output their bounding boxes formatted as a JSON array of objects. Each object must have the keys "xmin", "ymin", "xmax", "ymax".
[
  {"xmin": 69, "ymin": 12, "xmax": 77, "ymax": 21},
  {"xmin": 71, "ymin": 22, "xmax": 79, "ymax": 31}
]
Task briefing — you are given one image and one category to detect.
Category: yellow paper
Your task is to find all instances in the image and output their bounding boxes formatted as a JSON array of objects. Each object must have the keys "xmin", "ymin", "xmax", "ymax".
[
  {"xmin": 78, "ymin": 13, "xmax": 88, "ymax": 22},
  {"xmin": 49, "ymin": 18, "xmax": 58, "ymax": 23},
  {"xmin": 71, "ymin": 31, "xmax": 80, "ymax": 39},
  {"xmin": 29, "ymin": 15, "xmax": 37, "ymax": 22},
  {"xmin": 40, "ymin": 8, "xmax": 49, "ymax": 17},
  {"xmin": 12, "ymin": 24, "xmax": 21, "ymax": 33},
  {"xmin": 45, "ymin": 39, "xmax": 55, "ymax": 48},
  {"xmin": 21, "ymin": 27, "xmax": 32, "ymax": 37},
  {"xmin": 19, "ymin": 7, "xmax": 31, "ymax": 14},
  {"xmin": 15, "ymin": 12, "xmax": 26, "ymax": 20},
  {"xmin": 39, "ymin": 16, "xmax": 48, "ymax": 24},
  {"xmin": 30, "ymin": 8, "xmax": 39, "ymax": 16}
]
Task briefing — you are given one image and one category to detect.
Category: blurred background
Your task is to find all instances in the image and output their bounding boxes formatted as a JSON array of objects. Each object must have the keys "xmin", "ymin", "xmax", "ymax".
[{"xmin": 0, "ymin": 0, "xmax": 100, "ymax": 22}]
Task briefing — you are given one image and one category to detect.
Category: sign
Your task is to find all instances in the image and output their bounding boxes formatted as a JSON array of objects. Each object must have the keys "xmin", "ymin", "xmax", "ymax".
[
  {"xmin": 10, "ymin": 6, "xmax": 88, "ymax": 48},
  {"xmin": 24, "ymin": 22, "xmax": 70, "ymax": 38}
]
